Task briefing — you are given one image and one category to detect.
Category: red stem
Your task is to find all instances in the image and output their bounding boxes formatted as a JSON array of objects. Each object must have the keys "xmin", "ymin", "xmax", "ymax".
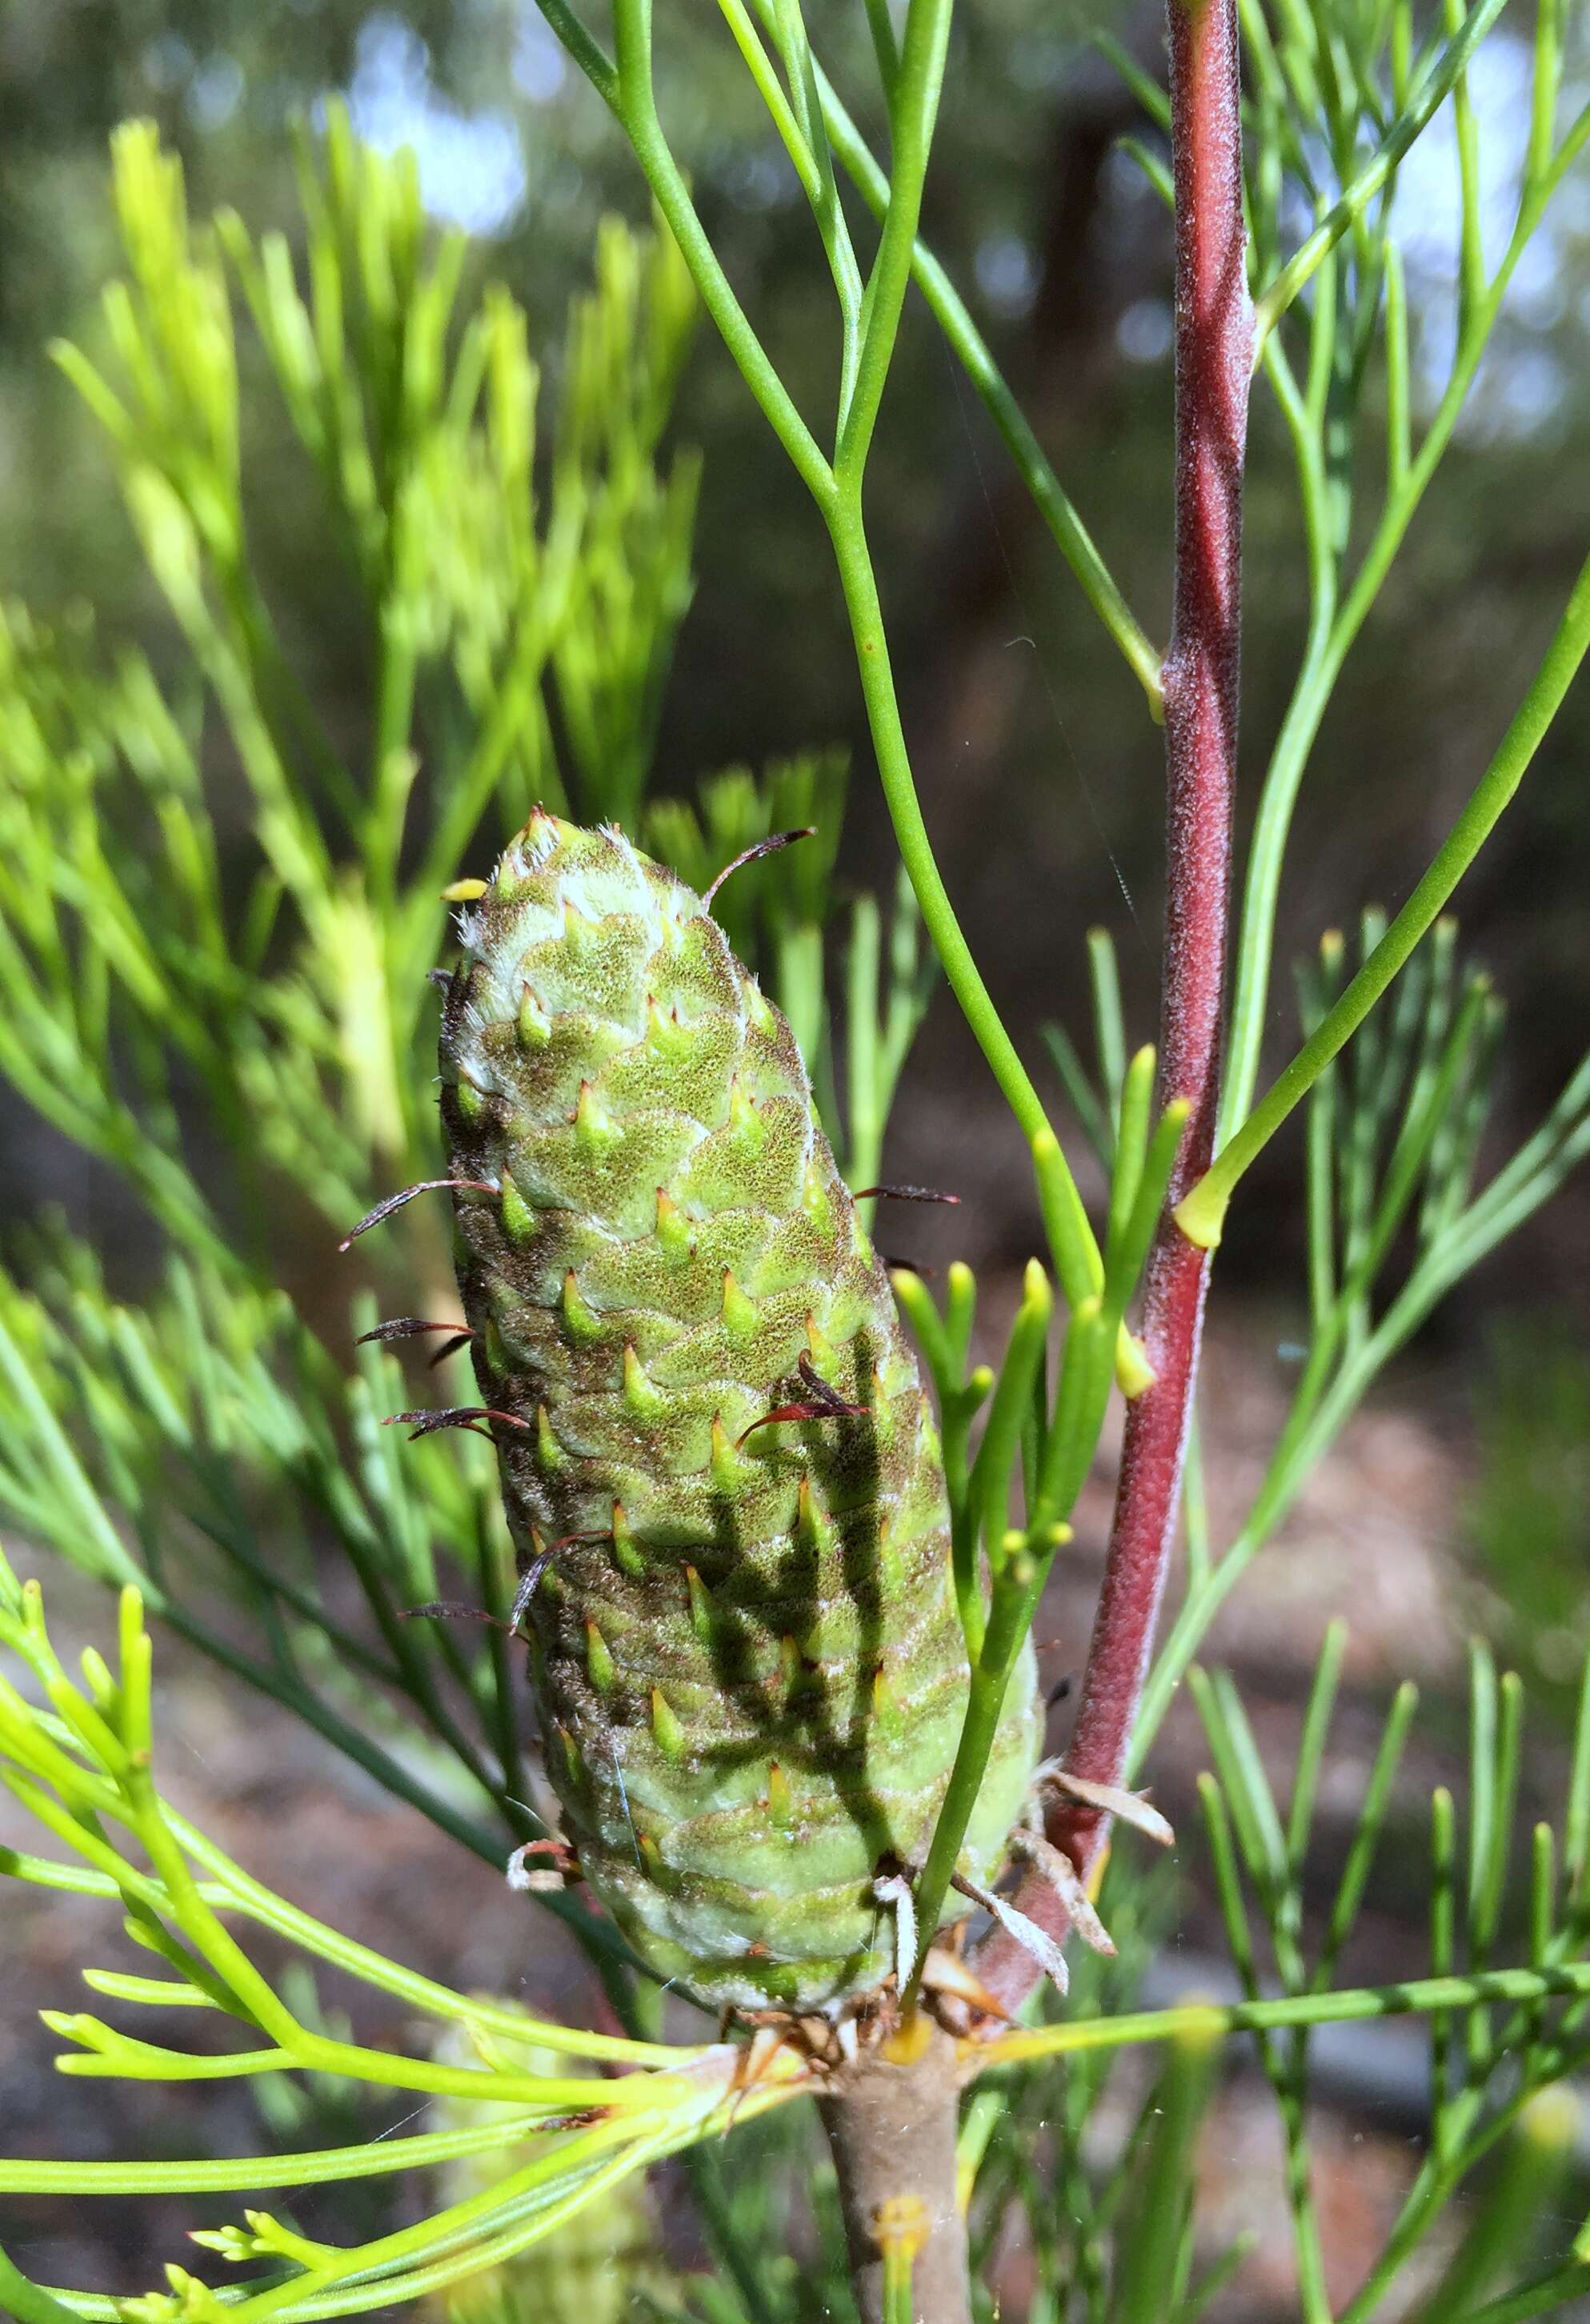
[{"xmin": 975, "ymin": 0, "xmax": 1252, "ymax": 2013}]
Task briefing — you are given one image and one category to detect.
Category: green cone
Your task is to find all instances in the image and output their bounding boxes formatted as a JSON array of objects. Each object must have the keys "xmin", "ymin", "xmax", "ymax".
[{"xmin": 439, "ymin": 812, "xmax": 1039, "ymax": 2011}]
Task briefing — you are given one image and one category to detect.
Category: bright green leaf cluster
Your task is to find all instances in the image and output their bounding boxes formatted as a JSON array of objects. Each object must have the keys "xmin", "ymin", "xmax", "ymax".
[
  {"xmin": 0, "ymin": 109, "xmax": 947, "ymax": 2047},
  {"xmin": 0, "ymin": 1555, "xmax": 799, "ymax": 2321}
]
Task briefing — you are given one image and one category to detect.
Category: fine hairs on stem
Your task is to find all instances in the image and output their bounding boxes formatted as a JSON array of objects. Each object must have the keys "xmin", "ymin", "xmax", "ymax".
[{"xmin": 977, "ymin": 0, "xmax": 1252, "ymax": 2017}]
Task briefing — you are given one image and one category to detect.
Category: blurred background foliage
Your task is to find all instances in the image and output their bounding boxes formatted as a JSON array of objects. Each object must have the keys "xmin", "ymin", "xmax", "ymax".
[{"xmin": 4, "ymin": 0, "xmax": 1590, "ymax": 1325}]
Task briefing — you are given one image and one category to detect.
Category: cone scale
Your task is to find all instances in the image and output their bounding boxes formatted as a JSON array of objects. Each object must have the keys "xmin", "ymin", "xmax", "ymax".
[{"xmin": 440, "ymin": 813, "xmax": 1039, "ymax": 2010}]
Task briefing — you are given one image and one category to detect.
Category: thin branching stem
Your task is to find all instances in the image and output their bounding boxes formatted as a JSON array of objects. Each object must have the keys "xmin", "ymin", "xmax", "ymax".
[
  {"xmin": 1223, "ymin": 129, "xmax": 1590, "ymax": 1136},
  {"xmin": 1186, "ymin": 551, "xmax": 1590, "ymax": 1243}
]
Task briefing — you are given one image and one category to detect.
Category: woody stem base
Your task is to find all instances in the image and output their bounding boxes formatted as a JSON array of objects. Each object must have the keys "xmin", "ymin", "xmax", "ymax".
[{"xmin": 819, "ymin": 2025, "xmax": 971, "ymax": 2324}]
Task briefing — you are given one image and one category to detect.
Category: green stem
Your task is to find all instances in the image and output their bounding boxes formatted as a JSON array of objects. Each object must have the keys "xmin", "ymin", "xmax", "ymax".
[
  {"xmin": 1224, "ymin": 177, "xmax": 1575, "ymax": 1134},
  {"xmin": 1250, "ymin": 0, "xmax": 1509, "ymax": 352},
  {"xmin": 806, "ymin": 36, "xmax": 1163, "ymax": 707},
  {"xmin": 1183, "ymin": 547, "xmax": 1590, "ymax": 1246},
  {"xmin": 606, "ymin": 0, "xmax": 836, "ymax": 514},
  {"xmin": 536, "ymin": 0, "xmax": 1107, "ymax": 1291},
  {"xmin": 1456, "ymin": 2267, "xmax": 1590, "ymax": 2324},
  {"xmin": 905, "ymin": 1608, "xmax": 1028, "ymax": 2006},
  {"xmin": 834, "ymin": 0, "xmax": 954, "ymax": 484},
  {"xmin": 152, "ymin": 1809, "xmax": 673, "ymax": 2058},
  {"xmin": 980, "ymin": 1960, "xmax": 1590, "ymax": 2066},
  {"xmin": 0, "ymin": 2250, "xmax": 82, "ymax": 2324},
  {"xmin": 0, "ymin": 2113, "xmax": 551, "ymax": 2198},
  {"xmin": 1274, "ymin": 976, "xmax": 1489, "ymax": 1451},
  {"xmin": 1334, "ymin": 2082, "xmax": 1519, "ymax": 2324},
  {"xmin": 330, "ymin": 1514, "xmax": 511, "ymax": 1813},
  {"xmin": 537, "ymin": 0, "xmax": 619, "ymax": 101},
  {"xmin": 187, "ymin": 1513, "xmax": 401, "ymax": 1692},
  {"xmin": 826, "ymin": 502, "xmax": 1100, "ymax": 1295}
]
